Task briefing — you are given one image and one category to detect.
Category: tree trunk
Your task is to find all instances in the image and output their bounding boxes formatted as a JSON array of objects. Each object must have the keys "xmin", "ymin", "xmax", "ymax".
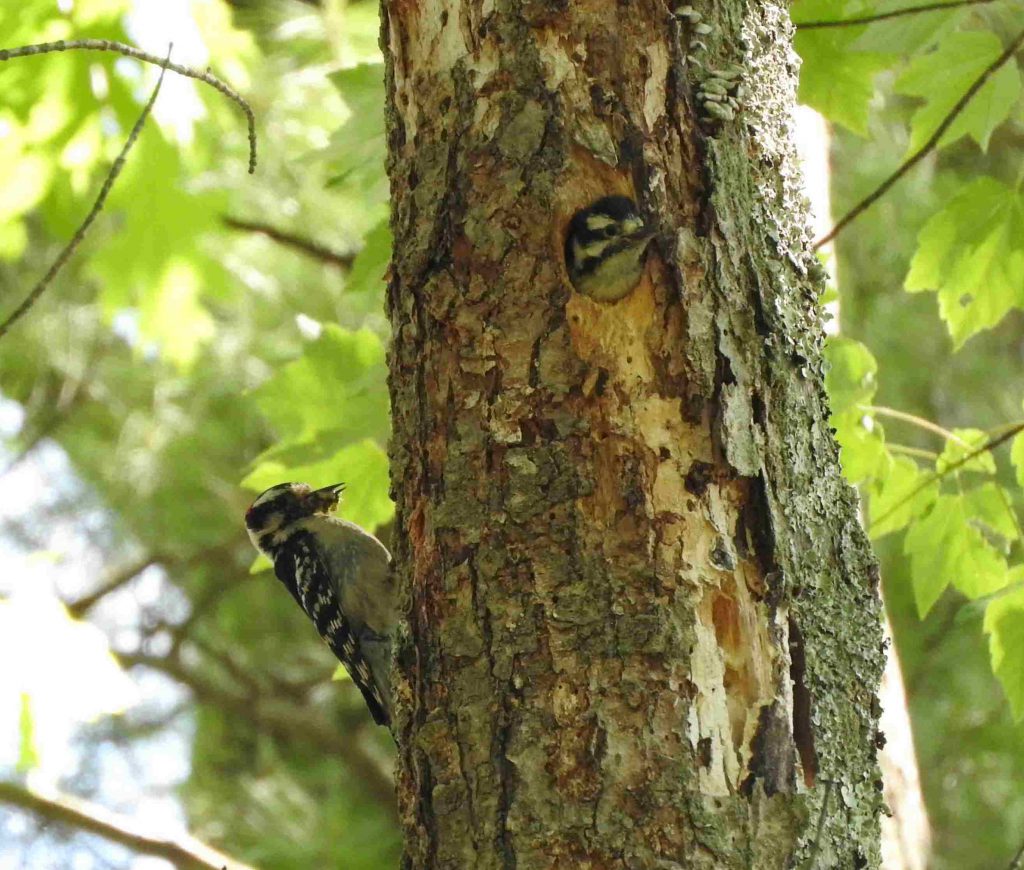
[{"xmin": 382, "ymin": 1, "xmax": 885, "ymax": 867}]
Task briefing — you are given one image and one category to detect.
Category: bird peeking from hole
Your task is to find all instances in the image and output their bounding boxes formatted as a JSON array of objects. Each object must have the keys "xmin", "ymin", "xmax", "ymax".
[{"xmin": 564, "ymin": 196, "xmax": 655, "ymax": 302}]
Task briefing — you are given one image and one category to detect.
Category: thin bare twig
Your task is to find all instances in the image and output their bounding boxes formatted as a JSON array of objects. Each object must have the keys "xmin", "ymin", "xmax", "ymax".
[
  {"xmin": 0, "ymin": 780, "xmax": 254, "ymax": 870},
  {"xmin": 814, "ymin": 26, "xmax": 1024, "ymax": 249},
  {"xmin": 0, "ymin": 46, "xmax": 171, "ymax": 341},
  {"xmin": 865, "ymin": 405, "xmax": 971, "ymax": 445},
  {"xmin": 795, "ymin": 0, "xmax": 1002, "ymax": 29},
  {"xmin": 222, "ymin": 215, "xmax": 357, "ymax": 268},
  {"xmin": 0, "ymin": 39, "xmax": 256, "ymax": 173}
]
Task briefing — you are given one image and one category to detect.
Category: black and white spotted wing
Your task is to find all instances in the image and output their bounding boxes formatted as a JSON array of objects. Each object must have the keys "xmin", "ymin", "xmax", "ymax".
[{"xmin": 271, "ymin": 530, "xmax": 390, "ymax": 726}]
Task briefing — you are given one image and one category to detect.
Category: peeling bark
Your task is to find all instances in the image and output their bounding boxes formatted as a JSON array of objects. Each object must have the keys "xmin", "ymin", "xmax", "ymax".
[{"xmin": 382, "ymin": 1, "xmax": 885, "ymax": 867}]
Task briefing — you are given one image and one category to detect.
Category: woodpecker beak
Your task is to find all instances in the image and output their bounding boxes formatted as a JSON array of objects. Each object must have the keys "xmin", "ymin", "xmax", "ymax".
[
  {"xmin": 310, "ymin": 483, "xmax": 345, "ymax": 513},
  {"xmin": 626, "ymin": 225, "xmax": 656, "ymax": 244}
]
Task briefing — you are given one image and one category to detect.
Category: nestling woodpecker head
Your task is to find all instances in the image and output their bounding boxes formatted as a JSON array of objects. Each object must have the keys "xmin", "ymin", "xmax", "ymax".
[
  {"xmin": 564, "ymin": 195, "xmax": 655, "ymax": 302},
  {"xmin": 245, "ymin": 482, "xmax": 344, "ymax": 555}
]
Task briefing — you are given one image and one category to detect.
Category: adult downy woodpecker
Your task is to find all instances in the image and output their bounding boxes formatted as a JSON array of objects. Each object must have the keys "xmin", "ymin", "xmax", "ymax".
[
  {"xmin": 244, "ymin": 482, "xmax": 395, "ymax": 728},
  {"xmin": 564, "ymin": 195, "xmax": 656, "ymax": 302}
]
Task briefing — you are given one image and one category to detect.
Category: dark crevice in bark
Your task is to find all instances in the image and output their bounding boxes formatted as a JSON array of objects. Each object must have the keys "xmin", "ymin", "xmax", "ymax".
[
  {"xmin": 414, "ymin": 748, "xmax": 440, "ymax": 869},
  {"xmin": 746, "ymin": 257, "xmax": 774, "ymax": 340},
  {"xmin": 745, "ymin": 475, "xmax": 780, "ymax": 584},
  {"xmin": 740, "ymin": 700, "xmax": 796, "ymax": 796},
  {"xmin": 470, "ymin": 550, "xmax": 517, "ymax": 870},
  {"xmin": 788, "ymin": 616, "xmax": 818, "ymax": 788},
  {"xmin": 494, "ymin": 678, "xmax": 517, "ymax": 870},
  {"xmin": 446, "ymin": 555, "xmax": 482, "ymax": 855},
  {"xmin": 684, "ymin": 459, "xmax": 714, "ymax": 497}
]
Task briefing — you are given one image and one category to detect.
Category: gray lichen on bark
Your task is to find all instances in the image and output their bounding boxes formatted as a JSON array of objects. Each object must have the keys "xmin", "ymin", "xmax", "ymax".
[{"xmin": 381, "ymin": 0, "xmax": 885, "ymax": 867}]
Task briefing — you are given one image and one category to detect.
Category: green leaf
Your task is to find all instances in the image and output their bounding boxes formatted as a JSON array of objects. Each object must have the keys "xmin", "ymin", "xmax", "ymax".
[
  {"xmin": 825, "ymin": 337, "xmax": 877, "ymax": 413},
  {"xmin": 793, "ymin": 0, "xmax": 893, "ymax": 134},
  {"xmin": 895, "ymin": 31, "xmax": 1021, "ymax": 153},
  {"xmin": 852, "ymin": 0, "xmax": 961, "ymax": 55},
  {"xmin": 868, "ymin": 455, "xmax": 938, "ymax": 538},
  {"xmin": 825, "ymin": 338, "xmax": 889, "ymax": 483},
  {"xmin": 345, "ymin": 219, "xmax": 392, "ymax": 297},
  {"xmin": 936, "ymin": 428, "xmax": 996, "ymax": 475},
  {"xmin": 905, "ymin": 494, "xmax": 1010, "ymax": 616},
  {"xmin": 0, "ymin": 218, "xmax": 28, "ymax": 260},
  {"xmin": 0, "ymin": 116, "xmax": 54, "ymax": 260},
  {"xmin": 0, "ymin": 147, "xmax": 52, "ymax": 217},
  {"xmin": 324, "ymin": 64, "xmax": 388, "ymax": 204},
  {"xmin": 796, "ymin": 38, "xmax": 892, "ymax": 135},
  {"xmin": 832, "ymin": 410, "xmax": 890, "ymax": 483},
  {"xmin": 141, "ymin": 259, "xmax": 217, "ymax": 367},
  {"xmin": 905, "ymin": 177, "xmax": 1024, "ymax": 348},
  {"xmin": 962, "ymin": 483, "xmax": 1019, "ymax": 545},
  {"xmin": 87, "ymin": 133, "xmax": 229, "ymax": 363},
  {"xmin": 332, "ymin": 663, "xmax": 352, "ymax": 682},
  {"xmin": 252, "ymin": 324, "xmax": 388, "ymax": 442},
  {"xmin": 984, "ymin": 572, "xmax": 1024, "ymax": 720}
]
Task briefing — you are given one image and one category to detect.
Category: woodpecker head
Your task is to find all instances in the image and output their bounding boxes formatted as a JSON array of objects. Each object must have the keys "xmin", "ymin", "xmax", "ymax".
[
  {"xmin": 564, "ymin": 196, "xmax": 655, "ymax": 302},
  {"xmin": 245, "ymin": 482, "xmax": 344, "ymax": 555}
]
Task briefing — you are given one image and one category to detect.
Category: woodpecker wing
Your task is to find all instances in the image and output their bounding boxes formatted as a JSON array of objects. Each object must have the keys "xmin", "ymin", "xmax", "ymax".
[
  {"xmin": 302, "ymin": 516, "xmax": 394, "ymax": 636},
  {"xmin": 271, "ymin": 530, "xmax": 391, "ymax": 726}
]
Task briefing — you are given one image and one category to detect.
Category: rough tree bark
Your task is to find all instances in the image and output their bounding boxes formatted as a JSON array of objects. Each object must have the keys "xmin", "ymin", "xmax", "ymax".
[{"xmin": 382, "ymin": 1, "xmax": 885, "ymax": 867}]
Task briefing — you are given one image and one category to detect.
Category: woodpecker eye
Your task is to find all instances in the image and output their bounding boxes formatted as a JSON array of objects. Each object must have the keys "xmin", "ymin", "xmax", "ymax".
[{"xmin": 604, "ymin": 225, "xmax": 620, "ymax": 238}]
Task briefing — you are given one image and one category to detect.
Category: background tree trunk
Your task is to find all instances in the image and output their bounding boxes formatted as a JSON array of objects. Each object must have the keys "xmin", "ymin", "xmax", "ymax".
[{"xmin": 382, "ymin": 0, "xmax": 885, "ymax": 866}]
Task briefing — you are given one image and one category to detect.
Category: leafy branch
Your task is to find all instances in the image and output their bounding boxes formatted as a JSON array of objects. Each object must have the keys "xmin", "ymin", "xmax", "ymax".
[
  {"xmin": 0, "ymin": 38, "xmax": 261, "ymax": 340},
  {"xmin": 795, "ymin": 0, "xmax": 1003, "ymax": 29},
  {"xmin": 871, "ymin": 421, "xmax": 1024, "ymax": 528},
  {"xmin": 0, "ymin": 39, "xmax": 256, "ymax": 173},
  {"xmin": 814, "ymin": 26, "xmax": 1024, "ymax": 249},
  {"xmin": 0, "ymin": 780, "xmax": 255, "ymax": 870},
  {"xmin": 0, "ymin": 46, "xmax": 171, "ymax": 341}
]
